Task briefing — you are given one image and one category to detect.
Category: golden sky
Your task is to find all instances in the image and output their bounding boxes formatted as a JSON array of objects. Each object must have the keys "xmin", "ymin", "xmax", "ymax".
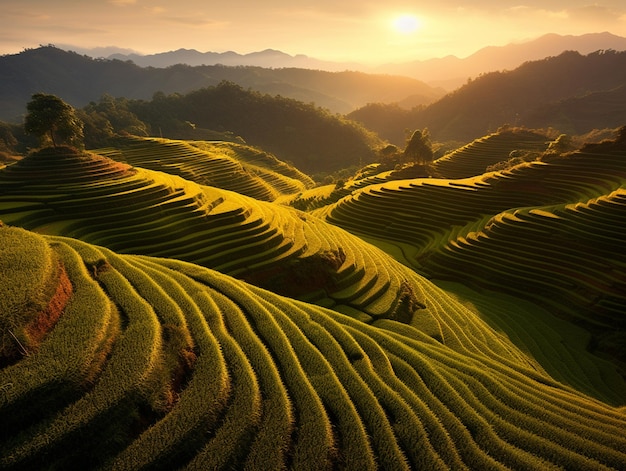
[{"xmin": 2, "ymin": 1, "xmax": 625, "ymax": 63}]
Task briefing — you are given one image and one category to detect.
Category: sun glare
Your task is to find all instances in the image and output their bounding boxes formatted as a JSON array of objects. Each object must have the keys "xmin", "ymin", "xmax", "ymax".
[{"xmin": 392, "ymin": 14, "xmax": 421, "ymax": 34}]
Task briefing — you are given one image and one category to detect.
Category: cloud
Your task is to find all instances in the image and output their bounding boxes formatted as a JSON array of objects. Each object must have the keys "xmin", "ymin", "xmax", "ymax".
[
  {"xmin": 159, "ymin": 14, "xmax": 229, "ymax": 28},
  {"xmin": 108, "ymin": 0, "xmax": 137, "ymax": 6},
  {"xmin": 145, "ymin": 6, "xmax": 166, "ymax": 15},
  {"xmin": 567, "ymin": 5, "xmax": 622, "ymax": 23},
  {"xmin": 2, "ymin": 7, "xmax": 51, "ymax": 21}
]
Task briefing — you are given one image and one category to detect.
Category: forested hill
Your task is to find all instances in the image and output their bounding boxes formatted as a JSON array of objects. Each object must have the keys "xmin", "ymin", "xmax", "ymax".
[
  {"xmin": 350, "ymin": 50, "xmax": 626, "ymax": 144},
  {"xmin": 0, "ymin": 46, "xmax": 443, "ymax": 121},
  {"xmin": 122, "ymin": 82, "xmax": 382, "ymax": 174}
]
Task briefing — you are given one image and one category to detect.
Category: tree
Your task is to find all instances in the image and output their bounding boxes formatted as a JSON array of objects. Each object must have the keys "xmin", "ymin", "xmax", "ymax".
[
  {"xmin": 546, "ymin": 134, "xmax": 574, "ymax": 155},
  {"xmin": 0, "ymin": 122, "xmax": 18, "ymax": 152},
  {"xmin": 24, "ymin": 93, "xmax": 84, "ymax": 148},
  {"xmin": 403, "ymin": 128, "xmax": 433, "ymax": 165}
]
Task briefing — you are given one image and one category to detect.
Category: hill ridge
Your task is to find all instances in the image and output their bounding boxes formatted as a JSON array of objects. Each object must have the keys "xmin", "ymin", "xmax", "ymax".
[
  {"xmin": 0, "ymin": 146, "xmax": 435, "ymax": 324},
  {"xmin": 1, "ymin": 225, "xmax": 625, "ymax": 469}
]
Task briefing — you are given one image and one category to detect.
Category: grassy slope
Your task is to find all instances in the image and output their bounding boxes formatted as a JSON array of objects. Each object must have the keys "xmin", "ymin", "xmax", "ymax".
[
  {"xmin": 1, "ymin": 225, "xmax": 625, "ymax": 470},
  {"xmin": 315, "ymin": 134, "xmax": 626, "ymax": 401},
  {"xmin": 2, "ymin": 134, "xmax": 626, "ymax": 469},
  {"xmin": 0, "ymin": 145, "xmax": 457, "ymax": 326},
  {"xmin": 94, "ymin": 136, "xmax": 315, "ymax": 202},
  {"xmin": 431, "ymin": 128, "xmax": 550, "ymax": 179}
]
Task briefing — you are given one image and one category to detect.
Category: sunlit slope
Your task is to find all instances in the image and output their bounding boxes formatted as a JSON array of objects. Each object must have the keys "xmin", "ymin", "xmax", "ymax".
[
  {"xmin": 318, "ymin": 135, "xmax": 626, "ymax": 258},
  {"xmin": 421, "ymin": 188, "xmax": 626, "ymax": 343},
  {"xmin": 96, "ymin": 136, "xmax": 314, "ymax": 201},
  {"xmin": 1, "ymin": 226, "xmax": 625, "ymax": 470},
  {"xmin": 436, "ymin": 280, "xmax": 626, "ymax": 406},
  {"xmin": 278, "ymin": 164, "xmax": 431, "ymax": 212},
  {"xmin": 317, "ymin": 133, "xmax": 626, "ymax": 368},
  {"xmin": 431, "ymin": 128, "xmax": 550, "ymax": 179},
  {"xmin": 0, "ymin": 147, "xmax": 436, "ymax": 323}
]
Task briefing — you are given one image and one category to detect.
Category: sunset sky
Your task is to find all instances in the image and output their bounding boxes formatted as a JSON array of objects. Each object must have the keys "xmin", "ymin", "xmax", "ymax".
[{"xmin": 2, "ymin": 1, "xmax": 625, "ymax": 63}]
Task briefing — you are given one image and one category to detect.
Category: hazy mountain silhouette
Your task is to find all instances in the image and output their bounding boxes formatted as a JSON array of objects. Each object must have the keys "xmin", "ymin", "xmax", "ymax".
[
  {"xmin": 379, "ymin": 32, "xmax": 626, "ymax": 89},
  {"xmin": 0, "ymin": 46, "xmax": 443, "ymax": 121},
  {"xmin": 104, "ymin": 47, "xmax": 363, "ymax": 72},
  {"xmin": 419, "ymin": 50, "xmax": 626, "ymax": 141},
  {"xmin": 79, "ymin": 32, "xmax": 626, "ymax": 91},
  {"xmin": 350, "ymin": 50, "xmax": 626, "ymax": 144}
]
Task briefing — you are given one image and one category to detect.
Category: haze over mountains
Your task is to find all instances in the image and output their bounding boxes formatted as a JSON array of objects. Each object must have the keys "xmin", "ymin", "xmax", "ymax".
[
  {"xmin": 2, "ymin": 24, "xmax": 626, "ymax": 469},
  {"xmin": 2, "ymin": 43, "xmax": 626, "ymax": 157},
  {"xmin": 0, "ymin": 46, "xmax": 443, "ymax": 121},
  {"xmin": 381, "ymin": 31, "xmax": 626, "ymax": 89},
  {"xmin": 74, "ymin": 32, "xmax": 626, "ymax": 90},
  {"xmin": 353, "ymin": 49, "xmax": 626, "ymax": 143}
]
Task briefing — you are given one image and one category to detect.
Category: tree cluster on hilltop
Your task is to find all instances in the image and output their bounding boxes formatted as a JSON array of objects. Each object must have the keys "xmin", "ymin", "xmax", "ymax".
[{"xmin": 24, "ymin": 93, "xmax": 84, "ymax": 148}]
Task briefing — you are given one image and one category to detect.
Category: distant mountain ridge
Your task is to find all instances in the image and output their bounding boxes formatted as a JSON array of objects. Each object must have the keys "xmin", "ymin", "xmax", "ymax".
[
  {"xmin": 416, "ymin": 49, "xmax": 626, "ymax": 141},
  {"xmin": 0, "ymin": 46, "xmax": 442, "ymax": 121},
  {"xmin": 106, "ymin": 47, "xmax": 363, "ymax": 72},
  {"xmin": 381, "ymin": 32, "xmax": 626, "ymax": 89},
  {"xmin": 349, "ymin": 49, "xmax": 626, "ymax": 144},
  {"xmin": 71, "ymin": 32, "xmax": 626, "ymax": 90}
]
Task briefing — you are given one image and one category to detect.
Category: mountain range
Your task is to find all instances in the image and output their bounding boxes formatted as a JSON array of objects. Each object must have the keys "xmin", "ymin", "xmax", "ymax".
[
  {"xmin": 0, "ymin": 46, "xmax": 442, "ymax": 121},
  {"xmin": 2, "ymin": 32, "xmax": 626, "ymax": 147},
  {"xmin": 380, "ymin": 31, "xmax": 626, "ymax": 89},
  {"xmin": 70, "ymin": 32, "xmax": 626, "ymax": 90}
]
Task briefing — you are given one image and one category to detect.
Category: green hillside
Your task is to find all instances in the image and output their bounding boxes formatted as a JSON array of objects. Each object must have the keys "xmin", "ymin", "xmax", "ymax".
[
  {"xmin": 316, "ymin": 130, "xmax": 626, "ymax": 367},
  {"xmin": 0, "ymin": 146, "xmax": 434, "ymax": 323},
  {"xmin": 95, "ymin": 136, "xmax": 315, "ymax": 202},
  {"xmin": 1, "ymin": 225, "xmax": 625, "ymax": 469},
  {"xmin": 1, "ymin": 120, "xmax": 626, "ymax": 470}
]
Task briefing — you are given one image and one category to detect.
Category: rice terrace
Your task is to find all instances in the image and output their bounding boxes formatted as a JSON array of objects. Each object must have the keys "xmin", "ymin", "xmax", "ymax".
[{"xmin": 1, "ymin": 41, "xmax": 626, "ymax": 470}]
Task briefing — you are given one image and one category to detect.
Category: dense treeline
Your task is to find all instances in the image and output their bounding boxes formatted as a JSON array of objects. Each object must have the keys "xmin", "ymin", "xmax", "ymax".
[
  {"xmin": 1, "ymin": 82, "xmax": 383, "ymax": 174},
  {"xmin": 0, "ymin": 46, "xmax": 441, "ymax": 121},
  {"xmin": 349, "ymin": 50, "xmax": 626, "ymax": 144},
  {"xmin": 347, "ymin": 103, "xmax": 412, "ymax": 147},
  {"xmin": 122, "ymin": 82, "xmax": 381, "ymax": 173}
]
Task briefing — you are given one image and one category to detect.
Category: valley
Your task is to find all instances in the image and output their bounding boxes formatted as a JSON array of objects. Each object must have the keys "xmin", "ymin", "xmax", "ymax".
[{"xmin": 0, "ymin": 44, "xmax": 625, "ymax": 469}]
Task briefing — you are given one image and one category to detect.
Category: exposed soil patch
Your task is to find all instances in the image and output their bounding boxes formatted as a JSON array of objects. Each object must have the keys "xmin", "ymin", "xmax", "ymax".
[
  {"xmin": 1, "ymin": 260, "xmax": 73, "ymax": 368},
  {"xmin": 24, "ymin": 260, "xmax": 73, "ymax": 348}
]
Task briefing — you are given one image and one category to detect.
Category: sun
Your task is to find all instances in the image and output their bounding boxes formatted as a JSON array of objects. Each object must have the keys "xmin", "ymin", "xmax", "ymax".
[{"xmin": 392, "ymin": 14, "xmax": 421, "ymax": 34}]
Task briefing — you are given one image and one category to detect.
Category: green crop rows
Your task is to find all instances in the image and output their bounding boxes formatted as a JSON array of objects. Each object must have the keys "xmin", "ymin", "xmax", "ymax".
[
  {"xmin": 1, "ymin": 226, "xmax": 625, "ymax": 469},
  {"xmin": 1, "ymin": 133, "xmax": 625, "ymax": 469}
]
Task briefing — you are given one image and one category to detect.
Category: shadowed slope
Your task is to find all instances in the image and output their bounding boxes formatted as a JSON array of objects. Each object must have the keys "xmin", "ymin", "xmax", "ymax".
[
  {"xmin": 95, "ymin": 136, "xmax": 314, "ymax": 202},
  {"xmin": 316, "ymin": 133, "xmax": 626, "ymax": 384},
  {"xmin": 421, "ymin": 188, "xmax": 626, "ymax": 359},
  {"xmin": 1, "ymin": 226, "xmax": 625, "ymax": 470},
  {"xmin": 0, "ymin": 147, "xmax": 431, "ymax": 324}
]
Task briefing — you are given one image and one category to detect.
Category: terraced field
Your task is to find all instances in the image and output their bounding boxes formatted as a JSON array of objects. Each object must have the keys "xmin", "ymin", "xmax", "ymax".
[
  {"xmin": 318, "ymin": 133, "xmax": 626, "ymax": 377},
  {"xmin": 431, "ymin": 128, "xmax": 550, "ymax": 179},
  {"xmin": 0, "ymin": 146, "xmax": 435, "ymax": 323},
  {"xmin": 2, "ymin": 129, "xmax": 626, "ymax": 469},
  {"xmin": 96, "ymin": 136, "xmax": 314, "ymax": 201},
  {"xmin": 282, "ymin": 129, "xmax": 551, "ymax": 212},
  {"xmin": 421, "ymin": 190, "xmax": 626, "ymax": 328},
  {"xmin": 1, "ymin": 225, "xmax": 625, "ymax": 470}
]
